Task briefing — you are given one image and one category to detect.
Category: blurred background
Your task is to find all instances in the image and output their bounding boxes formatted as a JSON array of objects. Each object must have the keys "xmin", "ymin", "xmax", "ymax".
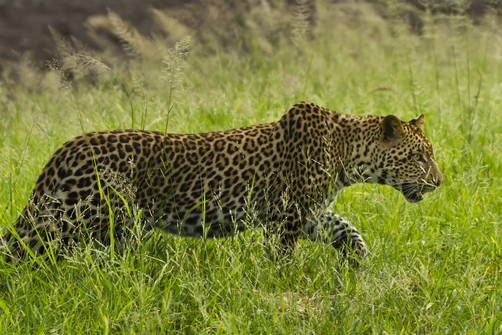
[{"xmin": 0, "ymin": 0, "xmax": 499, "ymax": 67}]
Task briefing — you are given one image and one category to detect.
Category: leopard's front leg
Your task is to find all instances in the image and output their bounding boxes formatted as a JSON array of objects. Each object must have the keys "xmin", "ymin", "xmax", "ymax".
[
  {"xmin": 303, "ymin": 210, "xmax": 367, "ymax": 261},
  {"xmin": 262, "ymin": 200, "xmax": 305, "ymax": 256}
]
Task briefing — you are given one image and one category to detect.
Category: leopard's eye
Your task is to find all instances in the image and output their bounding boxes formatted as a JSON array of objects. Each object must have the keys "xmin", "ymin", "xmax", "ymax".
[{"xmin": 413, "ymin": 153, "xmax": 425, "ymax": 162}]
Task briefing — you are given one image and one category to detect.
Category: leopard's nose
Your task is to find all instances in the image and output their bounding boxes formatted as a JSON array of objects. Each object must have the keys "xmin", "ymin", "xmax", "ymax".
[{"xmin": 434, "ymin": 173, "xmax": 443, "ymax": 187}]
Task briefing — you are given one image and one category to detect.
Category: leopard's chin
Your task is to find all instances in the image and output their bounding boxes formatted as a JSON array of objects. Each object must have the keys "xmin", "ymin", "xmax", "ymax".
[{"xmin": 404, "ymin": 192, "xmax": 423, "ymax": 203}]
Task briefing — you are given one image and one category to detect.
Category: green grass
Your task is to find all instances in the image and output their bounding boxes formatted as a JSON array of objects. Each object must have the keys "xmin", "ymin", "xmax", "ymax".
[{"xmin": 1, "ymin": 1, "xmax": 502, "ymax": 333}]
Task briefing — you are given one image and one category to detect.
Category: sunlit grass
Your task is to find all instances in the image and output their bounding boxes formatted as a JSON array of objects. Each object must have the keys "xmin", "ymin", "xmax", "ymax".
[{"xmin": 0, "ymin": 1, "xmax": 501, "ymax": 333}]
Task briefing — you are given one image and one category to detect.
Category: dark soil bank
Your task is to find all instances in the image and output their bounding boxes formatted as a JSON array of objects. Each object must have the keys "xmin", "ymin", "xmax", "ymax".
[
  {"xmin": 0, "ymin": 0, "xmax": 195, "ymax": 66},
  {"xmin": 0, "ymin": 0, "xmax": 494, "ymax": 68}
]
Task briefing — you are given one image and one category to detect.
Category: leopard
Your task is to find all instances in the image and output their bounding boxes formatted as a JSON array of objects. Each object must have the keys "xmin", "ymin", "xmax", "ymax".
[{"xmin": 2, "ymin": 102, "xmax": 443, "ymax": 263}]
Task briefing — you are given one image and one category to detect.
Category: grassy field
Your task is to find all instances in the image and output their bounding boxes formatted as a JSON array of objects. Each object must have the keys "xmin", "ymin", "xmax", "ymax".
[{"xmin": 1, "ymin": 1, "xmax": 502, "ymax": 333}]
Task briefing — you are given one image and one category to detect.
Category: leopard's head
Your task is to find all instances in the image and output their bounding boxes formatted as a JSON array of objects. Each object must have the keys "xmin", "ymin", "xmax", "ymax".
[{"xmin": 375, "ymin": 114, "xmax": 443, "ymax": 203}]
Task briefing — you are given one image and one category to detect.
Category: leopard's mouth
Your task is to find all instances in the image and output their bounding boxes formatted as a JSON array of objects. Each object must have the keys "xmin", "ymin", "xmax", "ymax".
[{"xmin": 401, "ymin": 183, "xmax": 423, "ymax": 203}]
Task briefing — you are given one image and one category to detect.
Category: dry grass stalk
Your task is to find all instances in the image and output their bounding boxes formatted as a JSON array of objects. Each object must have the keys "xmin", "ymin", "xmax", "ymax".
[{"xmin": 292, "ymin": 0, "xmax": 311, "ymax": 46}]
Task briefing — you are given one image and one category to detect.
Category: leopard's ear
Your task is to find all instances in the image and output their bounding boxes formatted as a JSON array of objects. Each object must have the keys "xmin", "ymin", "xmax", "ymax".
[
  {"xmin": 409, "ymin": 114, "xmax": 425, "ymax": 130},
  {"xmin": 380, "ymin": 115, "xmax": 405, "ymax": 149}
]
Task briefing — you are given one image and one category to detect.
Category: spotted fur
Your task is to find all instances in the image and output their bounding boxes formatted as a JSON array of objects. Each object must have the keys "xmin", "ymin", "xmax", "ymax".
[{"xmin": 2, "ymin": 102, "xmax": 443, "ymax": 262}]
